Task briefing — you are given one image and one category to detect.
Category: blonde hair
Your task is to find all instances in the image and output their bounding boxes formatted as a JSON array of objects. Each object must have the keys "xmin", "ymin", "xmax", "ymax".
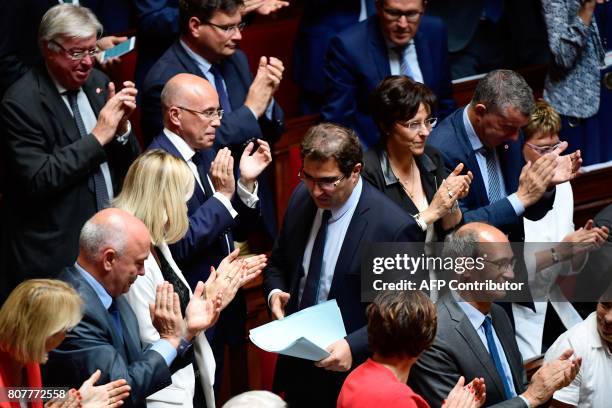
[
  {"xmin": 0, "ymin": 279, "xmax": 83, "ymax": 364},
  {"xmin": 113, "ymin": 150, "xmax": 195, "ymax": 245},
  {"xmin": 523, "ymin": 99, "xmax": 562, "ymax": 140}
]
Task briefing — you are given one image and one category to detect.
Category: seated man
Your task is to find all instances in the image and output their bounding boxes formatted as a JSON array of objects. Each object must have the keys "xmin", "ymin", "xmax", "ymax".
[
  {"xmin": 263, "ymin": 123, "xmax": 422, "ymax": 407},
  {"xmin": 322, "ymin": 0, "xmax": 455, "ymax": 147},
  {"xmin": 43, "ymin": 208, "xmax": 219, "ymax": 407},
  {"xmin": 544, "ymin": 288, "xmax": 612, "ymax": 408},
  {"xmin": 409, "ymin": 222, "xmax": 581, "ymax": 407}
]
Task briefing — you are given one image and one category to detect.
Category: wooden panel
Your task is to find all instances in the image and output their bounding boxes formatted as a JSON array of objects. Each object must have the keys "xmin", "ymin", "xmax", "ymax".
[{"xmin": 571, "ymin": 166, "xmax": 612, "ymax": 227}]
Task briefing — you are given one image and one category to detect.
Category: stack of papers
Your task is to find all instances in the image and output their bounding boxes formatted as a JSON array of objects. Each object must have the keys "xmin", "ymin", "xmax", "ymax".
[{"xmin": 249, "ymin": 300, "xmax": 346, "ymax": 361}]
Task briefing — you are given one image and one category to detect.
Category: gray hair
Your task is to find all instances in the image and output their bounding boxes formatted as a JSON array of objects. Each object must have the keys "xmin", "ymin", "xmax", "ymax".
[
  {"xmin": 79, "ymin": 216, "xmax": 127, "ymax": 261},
  {"xmin": 38, "ymin": 4, "xmax": 102, "ymax": 51},
  {"xmin": 442, "ymin": 228, "xmax": 481, "ymax": 260},
  {"xmin": 470, "ymin": 69, "xmax": 535, "ymax": 116}
]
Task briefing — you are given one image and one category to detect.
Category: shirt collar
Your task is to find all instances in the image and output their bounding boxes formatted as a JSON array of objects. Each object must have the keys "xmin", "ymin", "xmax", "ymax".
[
  {"xmin": 462, "ymin": 106, "xmax": 485, "ymax": 153},
  {"xmin": 47, "ymin": 66, "xmax": 79, "ymax": 96},
  {"xmin": 163, "ymin": 128, "xmax": 197, "ymax": 162},
  {"xmin": 385, "ymin": 38, "xmax": 414, "ymax": 52},
  {"xmin": 75, "ymin": 262, "xmax": 113, "ymax": 310},
  {"xmin": 452, "ymin": 290, "xmax": 489, "ymax": 332},
  {"xmin": 330, "ymin": 177, "xmax": 363, "ymax": 222},
  {"xmin": 585, "ymin": 312, "xmax": 612, "ymax": 353},
  {"xmin": 180, "ymin": 39, "xmax": 212, "ymax": 74},
  {"xmin": 379, "ymin": 149, "xmax": 400, "ymax": 186}
]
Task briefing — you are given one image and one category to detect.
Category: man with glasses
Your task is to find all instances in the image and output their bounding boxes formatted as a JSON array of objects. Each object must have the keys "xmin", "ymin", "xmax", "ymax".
[
  {"xmin": 409, "ymin": 222, "xmax": 582, "ymax": 408},
  {"xmin": 141, "ymin": 0, "xmax": 284, "ymax": 240},
  {"xmin": 263, "ymin": 123, "xmax": 422, "ymax": 407},
  {"xmin": 149, "ymin": 72, "xmax": 272, "ymax": 391},
  {"xmin": 0, "ymin": 4, "xmax": 140, "ymax": 301},
  {"xmin": 321, "ymin": 0, "xmax": 455, "ymax": 147}
]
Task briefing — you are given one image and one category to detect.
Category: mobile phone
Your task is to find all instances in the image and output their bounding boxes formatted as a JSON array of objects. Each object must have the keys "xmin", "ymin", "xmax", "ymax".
[{"xmin": 100, "ymin": 37, "xmax": 136, "ymax": 61}]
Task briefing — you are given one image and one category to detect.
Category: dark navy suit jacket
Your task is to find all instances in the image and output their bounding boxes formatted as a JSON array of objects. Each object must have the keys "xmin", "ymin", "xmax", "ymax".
[
  {"xmin": 148, "ymin": 131, "xmax": 258, "ymax": 287},
  {"xmin": 263, "ymin": 180, "xmax": 422, "ymax": 404},
  {"xmin": 141, "ymin": 41, "xmax": 284, "ymax": 236},
  {"xmin": 427, "ymin": 108, "xmax": 554, "ymax": 242},
  {"xmin": 322, "ymin": 15, "xmax": 455, "ymax": 147},
  {"xmin": 43, "ymin": 267, "xmax": 176, "ymax": 408}
]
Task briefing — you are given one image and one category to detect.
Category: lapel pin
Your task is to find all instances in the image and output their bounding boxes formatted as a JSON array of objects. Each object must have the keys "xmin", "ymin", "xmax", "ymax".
[
  {"xmin": 95, "ymin": 87, "xmax": 102, "ymax": 94},
  {"xmin": 504, "ymin": 144, "xmax": 509, "ymax": 150}
]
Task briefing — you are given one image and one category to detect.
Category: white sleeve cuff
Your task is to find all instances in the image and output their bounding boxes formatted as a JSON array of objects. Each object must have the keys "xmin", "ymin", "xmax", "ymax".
[
  {"xmin": 267, "ymin": 289, "xmax": 282, "ymax": 308},
  {"xmin": 213, "ymin": 192, "xmax": 238, "ymax": 218},
  {"xmin": 237, "ymin": 179, "xmax": 259, "ymax": 208}
]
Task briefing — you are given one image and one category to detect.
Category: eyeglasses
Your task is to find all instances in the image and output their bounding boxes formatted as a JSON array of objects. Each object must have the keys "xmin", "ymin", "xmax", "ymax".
[
  {"xmin": 298, "ymin": 169, "xmax": 346, "ymax": 190},
  {"xmin": 382, "ymin": 7, "xmax": 424, "ymax": 22},
  {"xmin": 483, "ymin": 257, "xmax": 516, "ymax": 272},
  {"xmin": 177, "ymin": 106, "xmax": 224, "ymax": 120},
  {"xmin": 398, "ymin": 117, "xmax": 438, "ymax": 131},
  {"xmin": 51, "ymin": 40, "xmax": 99, "ymax": 61},
  {"xmin": 525, "ymin": 141, "xmax": 562, "ymax": 155},
  {"xmin": 202, "ymin": 21, "xmax": 247, "ymax": 36}
]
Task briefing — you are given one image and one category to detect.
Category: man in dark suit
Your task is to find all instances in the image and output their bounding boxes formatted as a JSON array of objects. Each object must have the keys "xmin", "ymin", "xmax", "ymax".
[
  {"xmin": 409, "ymin": 222, "xmax": 581, "ymax": 408},
  {"xmin": 43, "ymin": 208, "xmax": 219, "ymax": 408},
  {"xmin": 292, "ymin": 0, "xmax": 375, "ymax": 113},
  {"xmin": 263, "ymin": 123, "xmax": 422, "ymax": 407},
  {"xmin": 149, "ymin": 72, "xmax": 271, "ymax": 389},
  {"xmin": 0, "ymin": 4, "xmax": 139, "ymax": 301},
  {"xmin": 0, "ymin": 0, "xmax": 131, "ymax": 96},
  {"xmin": 141, "ymin": 0, "xmax": 284, "ymax": 238},
  {"xmin": 322, "ymin": 0, "xmax": 455, "ymax": 147}
]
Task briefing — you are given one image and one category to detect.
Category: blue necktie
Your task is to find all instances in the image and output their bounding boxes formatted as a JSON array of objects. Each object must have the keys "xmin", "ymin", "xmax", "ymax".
[
  {"xmin": 482, "ymin": 147, "xmax": 504, "ymax": 204},
  {"xmin": 300, "ymin": 210, "xmax": 332, "ymax": 310},
  {"xmin": 483, "ymin": 0, "xmax": 504, "ymax": 23},
  {"xmin": 209, "ymin": 64, "xmax": 232, "ymax": 114},
  {"xmin": 108, "ymin": 300, "xmax": 124, "ymax": 340},
  {"xmin": 65, "ymin": 91, "xmax": 110, "ymax": 211},
  {"xmin": 393, "ymin": 44, "xmax": 415, "ymax": 80},
  {"xmin": 482, "ymin": 316, "xmax": 514, "ymax": 399}
]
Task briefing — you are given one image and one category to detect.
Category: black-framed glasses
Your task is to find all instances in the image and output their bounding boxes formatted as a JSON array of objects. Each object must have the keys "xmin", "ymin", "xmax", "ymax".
[
  {"xmin": 202, "ymin": 21, "xmax": 247, "ymax": 36},
  {"xmin": 177, "ymin": 106, "xmax": 224, "ymax": 120},
  {"xmin": 525, "ymin": 141, "xmax": 562, "ymax": 155},
  {"xmin": 398, "ymin": 117, "xmax": 438, "ymax": 131},
  {"xmin": 50, "ymin": 39, "xmax": 99, "ymax": 61},
  {"xmin": 483, "ymin": 257, "xmax": 516, "ymax": 272},
  {"xmin": 382, "ymin": 7, "xmax": 423, "ymax": 22},
  {"xmin": 298, "ymin": 169, "xmax": 346, "ymax": 190}
]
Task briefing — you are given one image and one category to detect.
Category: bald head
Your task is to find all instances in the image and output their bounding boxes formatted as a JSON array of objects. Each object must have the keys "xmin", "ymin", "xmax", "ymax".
[
  {"xmin": 455, "ymin": 222, "xmax": 509, "ymax": 245},
  {"xmin": 161, "ymin": 73, "xmax": 221, "ymax": 150},
  {"xmin": 78, "ymin": 208, "xmax": 151, "ymax": 297}
]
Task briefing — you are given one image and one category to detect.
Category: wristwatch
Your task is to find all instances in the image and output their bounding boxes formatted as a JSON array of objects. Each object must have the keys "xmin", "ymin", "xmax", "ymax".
[
  {"xmin": 550, "ymin": 247, "xmax": 560, "ymax": 264},
  {"xmin": 413, "ymin": 213, "xmax": 428, "ymax": 232}
]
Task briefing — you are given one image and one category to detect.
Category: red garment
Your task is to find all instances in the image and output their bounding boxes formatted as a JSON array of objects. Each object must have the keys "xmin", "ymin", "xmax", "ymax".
[
  {"xmin": 337, "ymin": 359, "xmax": 430, "ymax": 408},
  {"xmin": 0, "ymin": 351, "xmax": 43, "ymax": 408}
]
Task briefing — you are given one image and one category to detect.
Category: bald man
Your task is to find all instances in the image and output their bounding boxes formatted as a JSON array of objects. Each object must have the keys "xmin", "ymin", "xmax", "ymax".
[
  {"xmin": 148, "ymin": 73, "xmax": 271, "ymax": 388},
  {"xmin": 43, "ymin": 208, "xmax": 216, "ymax": 407},
  {"xmin": 409, "ymin": 222, "xmax": 582, "ymax": 408}
]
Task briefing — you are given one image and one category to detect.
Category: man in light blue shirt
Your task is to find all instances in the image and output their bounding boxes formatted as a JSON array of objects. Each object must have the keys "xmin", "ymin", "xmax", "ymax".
[
  {"xmin": 410, "ymin": 222, "xmax": 582, "ymax": 408},
  {"xmin": 44, "ymin": 208, "xmax": 218, "ymax": 407}
]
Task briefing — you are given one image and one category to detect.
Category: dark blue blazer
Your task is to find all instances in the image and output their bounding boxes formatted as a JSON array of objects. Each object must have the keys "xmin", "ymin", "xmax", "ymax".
[
  {"xmin": 148, "ymin": 131, "xmax": 258, "ymax": 287},
  {"xmin": 292, "ymin": 0, "xmax": 375, "ymax": 95},
  {"xmin": 141, "ymin": 41, "xmax": 284, "ymax": 148},
  {"xmin": 321, "ymin": 15, "xmax": 455, "ymax": 147},
  {"xmin": 263, "ymin": 180, "xmax": 422, "ymax": 402},
  {"xmin": 43, "ymin": 267, "xmax": 174, "ymax": 408},
  {"xmin": 427, "ymin": 108, "xmax": 554, "ymax": 242},
  {"xmin": 141, "ymin": 41, "xmax": 283, "ymax": 236}
]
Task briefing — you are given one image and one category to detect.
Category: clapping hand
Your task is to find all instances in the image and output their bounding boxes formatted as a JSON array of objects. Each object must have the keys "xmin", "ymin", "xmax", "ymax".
[
  {"xmin": 184, "ymin": 281, "xmax": 223, "ymax": 339},
  {"xmin": 78, "ymin": 369, "xmax": 131, "ymax": 408},
  {"xmin": 239, "ymin": 139, "xmax": 273, "ymax": 191}
]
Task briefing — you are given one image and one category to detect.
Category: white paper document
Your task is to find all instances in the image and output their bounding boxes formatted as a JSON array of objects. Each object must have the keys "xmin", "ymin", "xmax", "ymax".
[{"xmin": 249, "ymin": 299, "xmax": 347, "ymax": 361}]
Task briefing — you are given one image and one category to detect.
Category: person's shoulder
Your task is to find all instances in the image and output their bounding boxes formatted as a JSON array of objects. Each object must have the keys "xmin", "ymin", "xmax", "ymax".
[
  {"xmin": 332, "ymin": 17, "xmax": 371, "ymax": 49},
  {"xmin": 419, "ymin": 14, "xmax": 446, "ymax": 32},
  {"xmin": 2, "ymin": 67, "xmax": 42, "ymax": 104}
]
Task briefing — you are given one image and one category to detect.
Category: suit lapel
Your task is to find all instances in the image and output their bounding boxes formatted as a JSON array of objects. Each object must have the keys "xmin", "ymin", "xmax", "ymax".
[
  {"xmin": 443, "ymin": 295, "xmax": 508, "ymax": 399},
  {"xmin": 116, "ymin": 296, "xmax": 141, "ymax": 362},
  {"xmin": 174, "ymin": 41, "xmax": 204, "ymax": 76},
  {"xmin": 36, "ymin": 66, "xmax": 81, "ymax": 144},
  {"xmin": 414, "ymin": 31, "xmax": 433, "ymax": 86},
  {"xmin": 82, "ymin": 76, "xmax": 106, "ymax": 117},
  {"xmin": 492, "ymin": 308, "xmax": 524, "ymax": 394},
  {"xmin": 219, "ymin": 59, "xmax": 246, "ymax": 112},
  {"xmin": 369, "ymin": 19, "xmax": 391, "ymax": 80},
  {"xmin": 289, "ymin": 196, "xmax": 318, "ymax": 311}
]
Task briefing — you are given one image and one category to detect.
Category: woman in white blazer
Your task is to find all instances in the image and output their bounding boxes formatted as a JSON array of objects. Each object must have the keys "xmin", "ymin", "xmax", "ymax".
[{"xmin": 114, "ymin": 150, "xmax": 266, "ymax": 408}]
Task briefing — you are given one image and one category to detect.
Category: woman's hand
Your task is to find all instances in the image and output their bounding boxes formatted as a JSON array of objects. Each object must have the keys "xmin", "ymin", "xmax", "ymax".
[
  {"xmin": 558, "ymin": 219, "xmax": 609, "ymax": 259},
  {"xmin": 422, "ymin": 163, "xmax": 472, "ymax": 224},
  {"xmin": 442, "ymin": 376, "xmax": 485, "ymax": 408},
  {"xmin": 78, "ymin": 369, "xmax": 130, "ymax": 408}
]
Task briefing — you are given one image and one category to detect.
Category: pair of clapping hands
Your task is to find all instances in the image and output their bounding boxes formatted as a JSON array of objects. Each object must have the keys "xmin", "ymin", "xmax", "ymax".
[
  {"xmin": 44, "ymin": 370, "xmax": 130, "ymax": 408},
  {"xmin": 148, "ymin": 249, "xmax": 267, "ymax": 346}
]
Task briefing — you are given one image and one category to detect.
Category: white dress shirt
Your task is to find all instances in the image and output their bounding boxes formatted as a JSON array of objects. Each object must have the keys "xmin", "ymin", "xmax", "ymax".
[
  {"xmin": 387, "ymin": 40, "xmax": 424, "ymax": 83},
  {"xmin": 545, "ymin": 312, "xmax": 612, "ymax": 407}
]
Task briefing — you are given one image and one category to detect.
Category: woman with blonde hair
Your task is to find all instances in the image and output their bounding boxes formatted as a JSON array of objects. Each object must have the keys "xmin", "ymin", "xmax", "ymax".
[
  {"xmin": 114, "ymin": 150, "xmax": 266, "ymax": 408},
  {"xmin": 0, "ymin": 279, "xmax": 130, "ymax": 408}
]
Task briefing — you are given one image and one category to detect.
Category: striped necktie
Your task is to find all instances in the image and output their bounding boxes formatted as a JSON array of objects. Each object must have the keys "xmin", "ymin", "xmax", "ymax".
[
  {"xmin": 482, "ymin": 147, "xmax": 504, "ymax": 204},
  {"xmin": 393, "ymin": 43, "xmax": 415, "ymax": 79}
]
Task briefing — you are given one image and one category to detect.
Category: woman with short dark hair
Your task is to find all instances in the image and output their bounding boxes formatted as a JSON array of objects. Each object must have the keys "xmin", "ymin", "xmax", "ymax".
[
  {"xmin": 337, "ymin": 290, "xmax": 485, "ymax": 408},
  {"xmin": 363, "ymin": 76, "xmax": 473, "ymax": 242}
]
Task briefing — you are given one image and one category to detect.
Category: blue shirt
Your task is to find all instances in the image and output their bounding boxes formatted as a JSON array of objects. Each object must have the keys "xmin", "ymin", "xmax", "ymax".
[
  {"xmin": 179, "ymin": 40, "xmax": 275, "ymax": 120},
  {"xmin": 462, "ymin": 107, "xmax": 525, "ymax": 216},
  {"xmin": 299, "ymin": 177, "xmax": 363, "ymax": 304},
  {"xmin": 75, "ymin": 263, "xmax": 177, "ymax": 366}
]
